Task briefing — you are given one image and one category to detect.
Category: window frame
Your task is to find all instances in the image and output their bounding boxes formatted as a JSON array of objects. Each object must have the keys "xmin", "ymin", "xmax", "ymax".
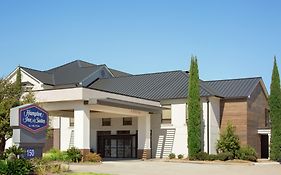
[
  {"xmin": 123, "ymin": 117, "xmax": 132, "ymax": 126},
  {"xmin": 102, "ymin": 118, "xmax": 111, "ymax": 126},
  {"xmin": 161, "ymin": 105, "xmax": 171, "ymax": 124}
]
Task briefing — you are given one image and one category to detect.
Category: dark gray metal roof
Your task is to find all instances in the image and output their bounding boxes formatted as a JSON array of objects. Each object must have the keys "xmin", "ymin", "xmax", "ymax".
[
  {"xmin": 20, "ymin": 67, "xmax": 55, "ymax": 85},
  {"xmin": 204, "ymin": 77, "xmax": 262, "ymax": 98},
  {"xmin": 46, "ymin": 60, "xmax": 101, "ymax": 86},
  {"xmin": 20, "ymin": 60, "xmax": 131, "ymax": 86},
  {"xmin": 90, "ymin": 71, "xmax": 221, "ymax": 101},
  {"xmin": 108, "ymin": 68, "xmax": 131, "ymax": 77},
  {"xmin": 19, "ymin": 60, "xmax": 265, "ymax": 101}
]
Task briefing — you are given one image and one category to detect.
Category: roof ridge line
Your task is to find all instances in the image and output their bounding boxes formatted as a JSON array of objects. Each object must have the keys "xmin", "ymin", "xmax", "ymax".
[
  {"xmin": 47, "ymin": 59, "xmax": 96, "ymax": 72},
  {"xmin": 180, "ymin": 71, "xmax": 222, "ymax": 97},
  {"xmin": 205, "ymin": 76, "xmax": 262, "ymax": 82},
  {"xmin": 20, "ymin": 66, "xmax": 54, "ymax": 75}
]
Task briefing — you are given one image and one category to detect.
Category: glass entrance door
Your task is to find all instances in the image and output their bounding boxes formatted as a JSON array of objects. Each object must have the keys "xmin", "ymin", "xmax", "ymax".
[{"xmin": 97, "ymin": 133, "xmax": 137, "ymax": 158}]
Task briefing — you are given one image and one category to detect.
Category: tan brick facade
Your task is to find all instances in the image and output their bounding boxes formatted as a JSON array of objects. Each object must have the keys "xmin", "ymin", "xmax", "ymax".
[{"xmin": 220, "ymin": 83, "xmax": 268, "ymax": 157}]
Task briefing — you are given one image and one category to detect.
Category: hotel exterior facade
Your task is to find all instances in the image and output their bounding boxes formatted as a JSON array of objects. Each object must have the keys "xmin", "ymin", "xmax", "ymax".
[{"xmin": 6, "ymin": 60, "xmax": 270, "ymax": 159}]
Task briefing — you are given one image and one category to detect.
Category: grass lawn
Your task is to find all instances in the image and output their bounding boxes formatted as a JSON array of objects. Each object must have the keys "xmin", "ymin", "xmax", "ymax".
[{"xmin": 66, "ymin": 173, "xmax": 111, "ymax": 175}]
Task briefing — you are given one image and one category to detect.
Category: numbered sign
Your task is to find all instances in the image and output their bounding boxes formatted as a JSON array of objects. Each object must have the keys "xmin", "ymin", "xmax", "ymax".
[{"xmin": 26, "ymin": 148, "xmax": 35, "ymax": 158}]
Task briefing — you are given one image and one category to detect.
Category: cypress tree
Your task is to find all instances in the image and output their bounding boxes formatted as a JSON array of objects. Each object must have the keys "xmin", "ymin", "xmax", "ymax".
[
  {"xmin": 269, "ymin": 56, "xmax": 281, "ymax": 161},
  {"xmin": 15, "ymin": 67, "xmax": 22, "ymax": 102},
  {"xmin": 187, "ymin": 56, "xmax": 202, "ymax": 157}
]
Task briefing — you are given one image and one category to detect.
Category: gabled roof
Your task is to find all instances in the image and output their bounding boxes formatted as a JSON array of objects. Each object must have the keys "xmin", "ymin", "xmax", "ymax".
[
  {"xmin": 46, "ymin": 60, "xmax": 101, "ymax": 86},
  {"xmin": 20, "ymin": 66, "xmax": 54, "ymax": 85},
  {"xmin": 14, "ymin": 60, "xmax": 267, "ymax": 102},
  {"xmin": 204, "ymin": 77, "xmax": 264, "ymax": 98},
  {"xmin": 20, "ymin": 60, "xmax": 131, "ymax": 86},
  {"xmin": 90, "ymin": 71, "xmax": 221, "ymax": 101}
]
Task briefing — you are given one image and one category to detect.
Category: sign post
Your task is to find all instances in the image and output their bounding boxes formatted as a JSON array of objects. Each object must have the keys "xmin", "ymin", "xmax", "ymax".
[{"xmin": 10, "ymin": 104, "xmax": 49, "ymax": 159}]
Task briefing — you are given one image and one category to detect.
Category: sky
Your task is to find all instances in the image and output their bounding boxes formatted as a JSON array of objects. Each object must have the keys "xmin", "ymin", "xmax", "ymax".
[{"xmin": 0, "ymin": 0, "xmax": 280, "ymax": 90}]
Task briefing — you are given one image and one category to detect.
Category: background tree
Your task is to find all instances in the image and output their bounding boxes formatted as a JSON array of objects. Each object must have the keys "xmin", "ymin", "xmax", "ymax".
[
  {"xmin": 269, "ymin": 57, "xmax": 281, "ymax": 161},
  {"xmin": 21, "ymin": 90, "xmax": 36, "ymax": 105},
  {"xmin": 0, "ymin": 68, "xmax": 23, "ymax": 153},
  {"xmin": 187, "ymin": 56, "xmax": 202, "ymax": 157}
]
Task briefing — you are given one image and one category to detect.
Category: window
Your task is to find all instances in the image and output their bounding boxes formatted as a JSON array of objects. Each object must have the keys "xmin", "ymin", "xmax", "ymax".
[
  {"xmin": 265, "ymin": 108, "xmax": 270, "ymax": 127},
  {"xmin": 97, "ymin": 131, "xmax": 111, "ymax": 136},
  {"xmin": 102, "ymin": 118, "xmax": 111, "ymax": 126},
  {"xmin": 22, "ymin": 82, "xmax": 34, "ymax": 92},
  {"xmin": 117, "ymin": 130, "xmax": 130, "ymax": 135},
  {"xmin": 69, "ymin": 118, "xmax": 74, "ymax": 127},
  {"xmin": 161, "ymin": 105, "xmax": 171, "ymax": 124},
  {"xmin": 123, "ymin": 117, "xmax": 132, "ymax": 126}
]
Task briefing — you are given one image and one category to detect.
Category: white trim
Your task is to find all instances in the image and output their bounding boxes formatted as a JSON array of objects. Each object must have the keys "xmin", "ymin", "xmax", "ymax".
[
  {"xmin": 259, "ymin": 80, "xmax": 269, "ymax": 98},
  {"xmin": 20, "ymin": 68, "xmax": 42, "ymax": 84},
  {"xmin": 257, "ymin": 128, "xmax": 271, "ymax": 135},
  {"xmin": 6, "ymin": 66, "xmax": 43, "ymax": 85}
]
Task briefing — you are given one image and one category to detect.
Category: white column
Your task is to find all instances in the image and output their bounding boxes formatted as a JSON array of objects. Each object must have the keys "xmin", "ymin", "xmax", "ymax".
[
  {"xmin": 138, "ymin": 114, "xmax": 151, "ymax": 158},
  {"xmin": 74, "ymin": 106, "xmax": 90, "ymax": 150}
]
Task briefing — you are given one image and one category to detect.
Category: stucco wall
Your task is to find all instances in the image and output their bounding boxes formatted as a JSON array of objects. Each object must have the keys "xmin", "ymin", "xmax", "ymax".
[
  {"xmin": 171, "ymin": 104, "xmax": 188, "ymax": 156},
  {"xmin": 9, "ymin": 68, "xmax": 43, "ymax": 90},
  {"xmin": 209, "ymin": 97, "xmax": 220, "ymax": 154},
  {"xmin": 60, "ymin": 117, "xmax": 73, "ymax": 151},
  {"xmin": 90, "ymin": 112, "xmax": 138, "ymax": 151}
]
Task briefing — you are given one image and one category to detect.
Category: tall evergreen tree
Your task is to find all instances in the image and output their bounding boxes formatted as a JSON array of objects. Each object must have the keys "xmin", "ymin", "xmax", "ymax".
[
  {"xmin": 15, "ymin": 67, "xmax": 22, "ymax": 102},
  {"xmin": 187, "ymin": 56, "xmax": 202, "ymax": 157},
  {"xmin": 269, "ymin": 56, "xmax": 281, "ymax": 161}
]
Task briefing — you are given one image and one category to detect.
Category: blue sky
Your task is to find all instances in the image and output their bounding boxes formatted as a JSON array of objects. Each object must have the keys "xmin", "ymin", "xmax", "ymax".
[{"xmin": 0, "ymin": 0, "xmax": 280, "ymax": 90}]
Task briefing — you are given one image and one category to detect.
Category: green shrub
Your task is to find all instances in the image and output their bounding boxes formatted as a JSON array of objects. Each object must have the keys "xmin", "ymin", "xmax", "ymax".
[
  {"xmin": 177, "ymin": 154, "xmax": 184, "ymax": 159},
  {"xmin": 238, "ymin": 146, "xmax": 257, "ymax": 162},
  {"xmin": 85, "ymin": 152, "xmax": 102, "ymax": 162},
  {"xmin": 206, "ymin": 154, "xmax": 217, "ymax": 161},
  {"xmin": 0, "ymin": 160, "xmax": 8, "ymax": 174},
  {"xmin": 216, "ymin": 152, "xmax": 234, "ymax": 161},
  {"xmin": 5, "ymin": 145, "xmax": 24, "ymax": 157},
  {"xmin": 43, "ymin": 149, "xmax": 69, "ymax": 162},
  {"xmin": 6, "ymin": 158, "xmax": 34, "ymax": 175},
  {"xmin": 168, "ymin": 153, "xmax": 176, "ymax": 159},
  {"xmin": 67, "ymin": 147, "xmax": 82, "ymax": 162},
  {"xmin": 189, "ymin": 152, "xmax": 209, "ymax": 161},
  {"xmin": 217, "ymin": 122, "xmax": 240, "ymax": 157}
]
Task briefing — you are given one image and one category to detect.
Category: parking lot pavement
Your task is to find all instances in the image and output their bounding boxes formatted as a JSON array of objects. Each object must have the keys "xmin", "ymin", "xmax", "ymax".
[{"xmin": 69, "ymin": 159, "xmax": 281, "ymax": 175}]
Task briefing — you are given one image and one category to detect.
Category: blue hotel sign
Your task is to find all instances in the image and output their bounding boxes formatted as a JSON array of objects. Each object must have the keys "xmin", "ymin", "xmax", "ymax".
[{"xmin": 19, "ymin": 105, "xmax": 48, "ymax": 133}]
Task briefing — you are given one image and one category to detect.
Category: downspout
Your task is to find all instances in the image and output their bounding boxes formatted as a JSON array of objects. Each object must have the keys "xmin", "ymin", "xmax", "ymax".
[
  {"xmin": 207, "ymin": 99, "xmax": 210, "ymax": 154},
  {"xmin": 59, "ymin": 116, "xmax": 61, "ymax": 150}
]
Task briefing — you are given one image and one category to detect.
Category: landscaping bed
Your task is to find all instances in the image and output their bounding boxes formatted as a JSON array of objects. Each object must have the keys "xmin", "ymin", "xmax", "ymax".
[{"xmin": 0, "ymin": 146, "xmax": 103, "ymax": 175}]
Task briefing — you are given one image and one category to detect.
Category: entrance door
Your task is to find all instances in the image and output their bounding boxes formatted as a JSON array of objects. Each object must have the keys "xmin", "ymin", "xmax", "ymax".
[
  {"xmin": 97, "ymin": 133, "xmax": 137, "ymax": 158},
  {"xmin": 261, "ymin": 135, "xmax": 269, "ymax": 158}
]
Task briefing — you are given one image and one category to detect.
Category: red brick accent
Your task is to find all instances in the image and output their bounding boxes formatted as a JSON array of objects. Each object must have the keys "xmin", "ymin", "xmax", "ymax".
[{"xmin": 137, "ymin": 149, "xmax": 151, "ymax": 159}]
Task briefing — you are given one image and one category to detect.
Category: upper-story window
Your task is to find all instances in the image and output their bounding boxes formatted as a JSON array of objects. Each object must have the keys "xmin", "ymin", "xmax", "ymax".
[
  {"xmin": 22, "ymin": 81, "xmax": 34, "ymax": 92},
  {"xmin": 123, "ymin": 117, "xmax": 132, "ymax": 126},
  {"xmin": 161, "ymin": 105, "xmax": 171, "ymax": 124},
  {"xmin": 265, "ymin": 108, "xmax": 270, "ymax": 127},
  {"xmin": 102, "ymin": 118, "xmax": 111, "ymax": 126}
]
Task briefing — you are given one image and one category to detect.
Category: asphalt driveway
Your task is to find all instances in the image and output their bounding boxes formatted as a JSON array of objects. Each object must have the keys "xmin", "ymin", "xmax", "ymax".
[{"xmin": 69, "ymin": 159, "xmax": 281, "ymax": 175}]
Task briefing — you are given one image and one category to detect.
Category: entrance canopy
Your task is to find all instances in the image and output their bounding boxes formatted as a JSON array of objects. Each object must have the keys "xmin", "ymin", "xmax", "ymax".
[{"xmin": 33, "ymin": 87, "xmax": 161, "ymax": 159}]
